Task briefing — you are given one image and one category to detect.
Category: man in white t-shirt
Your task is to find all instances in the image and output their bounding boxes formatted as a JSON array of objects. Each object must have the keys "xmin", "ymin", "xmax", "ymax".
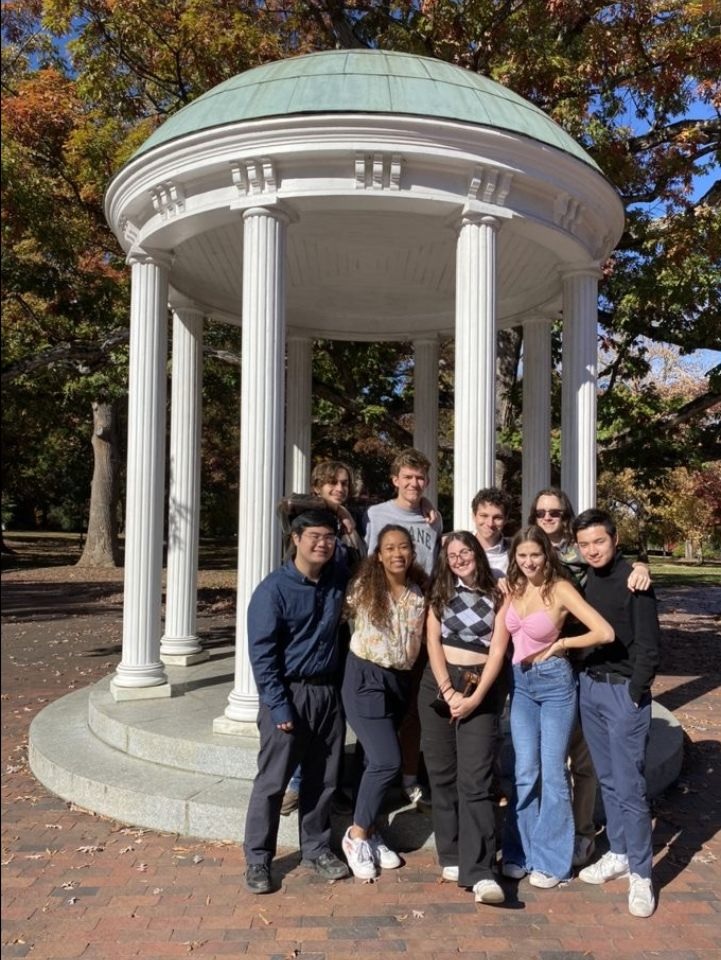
[{"xmin": 471, "ymin": 487, "xmax": 513, "ymax": 579}]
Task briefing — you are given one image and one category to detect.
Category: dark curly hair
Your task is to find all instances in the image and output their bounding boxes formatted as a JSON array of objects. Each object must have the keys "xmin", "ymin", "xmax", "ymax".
[
  {"xmin": 430, "ymin": 531, "xmax": 501, "ymax": 618},
  {"xmin": 507, "ymin": 525, "xmax": 567, "ymax": 602},
  {"xmin": 346, "ymin": 524, "xmax": 428, "ymax": 629}
]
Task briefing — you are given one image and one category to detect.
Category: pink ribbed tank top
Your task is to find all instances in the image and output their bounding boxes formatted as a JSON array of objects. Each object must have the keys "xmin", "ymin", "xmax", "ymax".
[{"xmin": 506, "ymin": 603, "xmax": 561, "ymax": 664}]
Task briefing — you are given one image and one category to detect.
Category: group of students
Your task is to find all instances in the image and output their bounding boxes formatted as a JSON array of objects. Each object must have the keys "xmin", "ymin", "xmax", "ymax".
[{"xmin": 242, "ymin": 449, "xmax": 661, "ymax": 921}]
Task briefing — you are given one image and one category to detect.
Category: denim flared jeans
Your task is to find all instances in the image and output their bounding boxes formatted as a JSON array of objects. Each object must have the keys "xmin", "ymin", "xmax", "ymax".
[{"xmin": 510, "ymin": 656, "xmax": 576, "ymax": 880}]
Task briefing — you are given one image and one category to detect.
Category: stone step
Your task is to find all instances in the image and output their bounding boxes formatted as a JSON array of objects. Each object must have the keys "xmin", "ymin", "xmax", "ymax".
[{"xmin": 29, "ymin": 652, "xmax": 684, "ymax": 851}]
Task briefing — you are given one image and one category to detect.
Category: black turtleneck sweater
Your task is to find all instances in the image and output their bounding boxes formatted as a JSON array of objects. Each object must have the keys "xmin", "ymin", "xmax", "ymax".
[{"xmin": 582, "ymin": 550, "xmax": 661, "ymax": 704}]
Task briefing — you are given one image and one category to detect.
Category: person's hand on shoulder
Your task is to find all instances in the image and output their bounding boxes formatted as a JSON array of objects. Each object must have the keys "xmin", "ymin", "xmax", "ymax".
[{"xmin": 627, "ymin": 562, "xmax": 651, "ymax": 592}]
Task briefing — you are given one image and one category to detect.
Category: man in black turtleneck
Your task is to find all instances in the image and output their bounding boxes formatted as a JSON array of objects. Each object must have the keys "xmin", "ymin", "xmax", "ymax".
[{"xmin": 571, "ymin": 509, "xmax": 660, "ymax": 920}]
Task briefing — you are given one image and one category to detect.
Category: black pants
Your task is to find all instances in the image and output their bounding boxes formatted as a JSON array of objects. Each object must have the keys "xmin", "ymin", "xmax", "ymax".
[
  {"xmin": 244, "ymin": 680, "xmax": 344, "ymax": 865},
  {"xmin": 341, "ymin": 651, "xmax": 410, "ymax": 830},
  {"xmin": 419, "ymin": 662, "xmax": 500, "ymax": 886}
]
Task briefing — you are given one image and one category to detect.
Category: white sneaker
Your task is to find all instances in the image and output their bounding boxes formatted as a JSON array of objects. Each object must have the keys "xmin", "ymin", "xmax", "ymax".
[
  {"xmin": 367, "ymin": 833, "xmax": 401, "ymax": 869},
  {"xmin": 529, "ymin": 870, "xmax": 561, "ymax": 889},
  {"xmin": 441, "ymin": 865, "xmax": 459, "ymax": 882},
  {"xmin": 572, "ymin": 834, "xmax": 596, "ymax": 867},
  {"xmin": 628, "ymin": 874, "xmax": 655, "ymax": 918},
  {"xmin": 473, "ymin": 878, "xmax": 505, "ymax": 903},
  {"xmin": 501, "ymin": 861, "xmax": 527, "ymax": 880},
  {"xmin": 579, "ymin": 851, "xmax": 630, "ymax": 885},
  {"xmin": 341, "ymin": 828, "xmax": 377, "ymax": 880}
]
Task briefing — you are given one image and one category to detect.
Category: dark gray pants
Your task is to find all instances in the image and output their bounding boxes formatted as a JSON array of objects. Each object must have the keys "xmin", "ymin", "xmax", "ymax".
[{"xmin": 243, "ymin": 680, "xmax": 344, "ymax": 865}]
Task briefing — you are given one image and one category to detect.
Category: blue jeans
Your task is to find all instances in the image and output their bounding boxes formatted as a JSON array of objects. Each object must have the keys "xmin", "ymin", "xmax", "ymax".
[{"xmin": 510, "ymin": 656, "xmax": 576, "ymax": 880}]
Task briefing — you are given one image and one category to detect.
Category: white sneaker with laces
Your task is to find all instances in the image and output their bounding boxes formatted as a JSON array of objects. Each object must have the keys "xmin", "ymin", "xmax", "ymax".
[
  {"xmin": 341, "ymin": 828, "xmax": 377, "ymax": 880},
  {"xmin": 628, "ymin": 874, "xmax": 655, "ymax": 918},
  {"xmin": 367, "ymin": 833, "xmax": 401, "ymax": 869},
  {"xmin": 579, "ymin": 851, "xmax": 630, "ymax": 885},
  {"xmin": 473, "ymin": 878, "xmax": 505, "ymax": 903},
  {"xmin": 501, "ymin": 861, "xmax": 527, "ymax": 880},
  {"xmin": 572, "ymin": 834, "xmax": 596, "ymax": 867},
  {"xmin": 529, "ymin": 870, "xmax": 561, "ymax": 889},
  {"xmin": 441, "ymin": 865, "xmax": 459, "ymax": 881}
]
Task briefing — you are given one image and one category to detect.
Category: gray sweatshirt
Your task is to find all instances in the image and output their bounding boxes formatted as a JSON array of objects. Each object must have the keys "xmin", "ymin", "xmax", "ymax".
[{"xmin": 364, "ymin": 499, "xmax": 443, "ymax": 576}]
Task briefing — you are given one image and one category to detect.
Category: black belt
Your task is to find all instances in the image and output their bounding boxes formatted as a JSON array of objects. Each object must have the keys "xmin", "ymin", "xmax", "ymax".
[
  {"xmin": 586, "ymin": 669, "xmax": 627, "ymax": 685},
  {"xmin": 287, "ymin": 674, "xmax": 334, "ymax": 685}
]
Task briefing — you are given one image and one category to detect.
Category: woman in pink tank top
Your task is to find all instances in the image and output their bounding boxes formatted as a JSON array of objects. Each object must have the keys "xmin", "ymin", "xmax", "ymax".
[{"xmin": 504, "ymin": 526, "xmax": 613, "ymax": 889}]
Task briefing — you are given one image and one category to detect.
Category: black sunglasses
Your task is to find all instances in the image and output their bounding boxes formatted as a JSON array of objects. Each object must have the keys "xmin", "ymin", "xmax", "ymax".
[{"xmin": 535, "ymin": 509, "xmax": 563, "ymax": 519}]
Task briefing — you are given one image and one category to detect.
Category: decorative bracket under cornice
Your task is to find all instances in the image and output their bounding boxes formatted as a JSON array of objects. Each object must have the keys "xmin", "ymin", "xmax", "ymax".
[
  {"xmin": 467, "ymin": 166, "xmax": 513, "ymax": 206},
  {"xmin": 354, "ymin": 152, "xmax": 403, "ymax": 191},
  {"xmin": 231, "ymin": 158, "xmax": 278, "ymax": 196},
  {"xmin": 151, "ymin": 181, "xmax": 185, "ymax": 220}
]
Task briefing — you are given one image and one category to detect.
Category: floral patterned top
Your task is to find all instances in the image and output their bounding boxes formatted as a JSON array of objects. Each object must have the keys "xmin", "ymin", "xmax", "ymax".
[{"xmin": 348, "ymin": 583, "xmax": 426, "ymax": 670}]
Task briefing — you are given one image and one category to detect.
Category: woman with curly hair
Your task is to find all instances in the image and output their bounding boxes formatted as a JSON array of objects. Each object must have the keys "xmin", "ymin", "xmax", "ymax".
[
  {"xmin": 419, "ymin": 531, "xmax": 511, "ymax": 904},
  {"xmin": 341, "ymin": 524, "xmax": 428, "ymax": 879},
  {"xmin": 505, "ymin": 526, "xmax": 613, "ymax": 889}
]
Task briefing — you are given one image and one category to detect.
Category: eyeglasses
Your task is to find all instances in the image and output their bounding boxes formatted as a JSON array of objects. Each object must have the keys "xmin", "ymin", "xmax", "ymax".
[
  {"xmin": 447, "ymin": 549, "xmax": 474, "ymax": 563},
  {"xmin": 535, "ymin": 509, "xmax": 563, "ymax": 519},
  {"xmin": 303, "ymin": 533, "xmax": 336, "ymax": 545}
]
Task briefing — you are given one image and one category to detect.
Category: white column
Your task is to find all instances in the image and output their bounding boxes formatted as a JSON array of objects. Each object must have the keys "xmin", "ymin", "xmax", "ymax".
[
  {"xmin": 561, "ymin": 266, "xmax": 601, "ymax": 514},
  {"xmin": 453, "ymin": 213, "xmax": 500, "ymax": 530},
  {"xmin": 160, "ymin": 303, "xmax": 207, "ymax": 665},
  {"xmin": 285, "ymin": 335, "xmax": 312, "ymax": 495},
  {"xmin": 521, "ymin": 317, "xmax": 552, "ymax": 519},
  {"xmin": 413, "ymin": 338, "xmax": 439, "ymax": 505},
  {"xmin": 112, "ymin": 253, "xmax": 172, "ymax": 700},
  {"xmin": 216, "ymin": 205, "xmax": 288, "ymax": 732}
]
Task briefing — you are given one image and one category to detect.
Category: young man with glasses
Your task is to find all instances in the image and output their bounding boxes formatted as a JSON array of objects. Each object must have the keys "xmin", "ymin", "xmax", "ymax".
[{"xmin": 243, "ymin": 510, "xmax": 351, "ymax": 894}]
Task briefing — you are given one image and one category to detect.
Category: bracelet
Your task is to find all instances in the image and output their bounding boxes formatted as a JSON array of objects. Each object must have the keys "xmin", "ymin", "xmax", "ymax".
[
  {"xmin": 561, "ymin": 638, "xmax": 567, "ymax": 650},
  {"xmin": 438, "ymin": 680, "xmax": 453, "ymax": 695}
]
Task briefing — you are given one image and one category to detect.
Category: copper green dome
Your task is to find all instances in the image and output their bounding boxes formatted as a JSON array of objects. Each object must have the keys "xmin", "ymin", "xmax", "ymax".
[{"xmin": 134, "ymin": 49, "xmax": 600, "ymax": 171}]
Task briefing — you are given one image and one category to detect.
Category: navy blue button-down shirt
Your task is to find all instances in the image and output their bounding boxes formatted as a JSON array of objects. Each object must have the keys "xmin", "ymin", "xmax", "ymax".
[{"xmin": 247, "ymin": 554, "xmax": 350, "ymax": 725}]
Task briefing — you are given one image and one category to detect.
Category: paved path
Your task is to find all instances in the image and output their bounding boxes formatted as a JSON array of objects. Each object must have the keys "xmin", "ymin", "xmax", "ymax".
[{"xmin": 2, "ymin": 575, "xmax": 720, "ymax": 959}]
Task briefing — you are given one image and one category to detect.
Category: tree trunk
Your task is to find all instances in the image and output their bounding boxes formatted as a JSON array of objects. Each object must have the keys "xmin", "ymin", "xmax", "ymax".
[
  {"xmin": 495, "ymin": 327, "xmax": 523, "ymax": 489},
  {"xmin": 76, "ymin": 399, "xmax": 120, "ymax": 567}
]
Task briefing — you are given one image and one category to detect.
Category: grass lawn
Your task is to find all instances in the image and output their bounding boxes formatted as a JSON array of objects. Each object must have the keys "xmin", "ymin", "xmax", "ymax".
[{"xmin": 644, "ymin": 557, "xmax": 721, "ymax": 588}]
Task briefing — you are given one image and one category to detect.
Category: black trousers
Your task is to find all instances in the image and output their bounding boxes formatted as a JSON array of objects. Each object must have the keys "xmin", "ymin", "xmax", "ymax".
[
  {"xmin": 341, "ymin": 651, "xmax": 410, "ymax": 830},
  {"xmin": 243, "ymin": 680, "xmax": 344, "ymax": 865},
  {"xmin": 419, "ymin": 661, "xmax": 500, "ymax": 886}
]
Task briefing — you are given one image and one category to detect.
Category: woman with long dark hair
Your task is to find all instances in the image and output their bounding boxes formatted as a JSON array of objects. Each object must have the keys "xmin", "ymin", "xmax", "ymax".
[
  {"xmin": 505, "ymin": 526, "xmax": 613, "ymax": 889},
  {"xmin": 341, "ymin": 524, "xmax": 428, "ymax": 879},
  {"xmin": 419, "ymin": 531, "xmax": 511, "ymax": 904}
]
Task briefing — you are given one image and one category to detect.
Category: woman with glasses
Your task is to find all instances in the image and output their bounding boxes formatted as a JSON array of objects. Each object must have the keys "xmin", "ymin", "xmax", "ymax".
[
  {"xmin": 505, "ymin": 525, "xmax": 614, "ymax": 889},
  {"xmin": 526, "ymin": 488, "xmax": 651, "ymax": 869},
  {"xmin": 340, "ymin": 524, "xmax": 428, "ymax": 879},
  {"xmin": 419, "ymin": 531, "xmax": 511, "ymax": 904}
]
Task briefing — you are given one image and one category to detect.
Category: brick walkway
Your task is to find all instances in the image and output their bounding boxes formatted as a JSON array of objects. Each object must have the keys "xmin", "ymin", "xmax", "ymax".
[{"xmin": 2, "ymin": 576, "xmax": 719, "ymax": 959}]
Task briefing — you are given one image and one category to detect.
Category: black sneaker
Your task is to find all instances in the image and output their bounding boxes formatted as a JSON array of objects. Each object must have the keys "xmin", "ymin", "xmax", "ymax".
[
  {"xmin": 300, "ymin": 850, "xmax": 350, "ymax": 880},
  {"xmin": 245, "ymin": 862, "xmax": 272, "ymax": 894}
]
